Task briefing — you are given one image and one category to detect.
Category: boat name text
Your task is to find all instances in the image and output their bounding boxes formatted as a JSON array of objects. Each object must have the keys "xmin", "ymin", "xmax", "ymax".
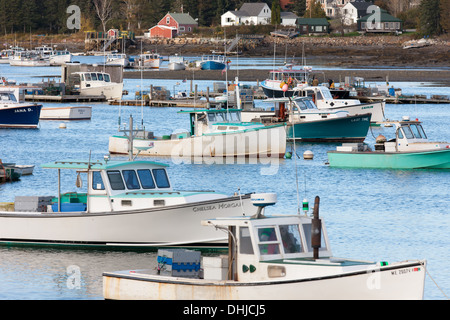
[
  {"xmin": 192, "ymin": 202, "xmax": 242, "ymax": 212},
  {"xmin": 14, "ymin": 108, "xmax": 33, "ymax": 113}
]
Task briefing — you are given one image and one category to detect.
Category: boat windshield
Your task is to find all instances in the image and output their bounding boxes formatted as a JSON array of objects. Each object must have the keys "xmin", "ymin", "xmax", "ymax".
[
  {"xmin": 399, "ymin": 124, "xmax": 427, "ymax": 140},
  {"xmin": 207, "ymin": 111, "xmax": 241, "ymax": 123},
  {"xmin": 0, "ymin": 92, "xmax": 16, "ymax": 102},
  {"xmin": 294, "ymin": 99, "xmax": 316, "ymax": 111},
  {"xmin": 106, "ymin": 168, "xmax": 170, "ymax": 190}
]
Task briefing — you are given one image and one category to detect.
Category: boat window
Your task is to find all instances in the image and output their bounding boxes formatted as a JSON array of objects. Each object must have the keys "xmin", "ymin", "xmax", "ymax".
[
  {"xmin": 400, "ymin": 125, "xmax": 414, "ymax": 139},
  {"xmin": 417, "ymin": 125, "xmax": 427, "ymax": 139},
  {"xmin": 152, "ymin": 169, "xmax": 170, "ymax": 188},
  {"xmin": 321, "ymin": 89, "xmax": 333, "ymax": 99},
  {"xmin": 85, "ymin": 73, "xmax": 91, "ymax": 81},
  {"xmin": 104, "ymin": 74, "xmax": 111, "ymax": 82},
  {"xmin": 280, "ymin": 225, "xmax": 302, "ymax": 254},
  {"xmin": 229, "ymin": 111, "xmax": 241, "ymax": 122},
  {"xmin": 137, "ymin": 169, "xmax": 156, "ymax": 189},
  {"xmin": 410, "ymin": 124, "xmax": 423, "ymax": 139},
  {"xmin": 239, "ymin": 227, "xmax": 254, "ymax": 254},
  {"xmin": 257, "ymin": 227, "xmax": 280, "ymax": 255},
  {"xmin": 302, "ymin": 223, "xmax": 325, "ymax": 252},
  {"xmin": 295, "ymin": 100, "xmax": 308, "ymax": 111},
  {"xmin": 315, "ymin": 91, "xmax": 323, "ymax": 100},
  {"xmin": 107, "ymin": 170, "xmax": 125, "ymax": 190},
  {"xmin": 80, "ymin": 74, "xmax": 84, "ymax": 81},
  {"xmin": 122, "ymin": 170, "xmax": 140, "ymax": 190},
  {"xmin": 91, "ymin": 73, "xmax": 98, "ymax": 81},
  {"xmin": 92, "ymin": 171, "xmax": 105, "ymax": 190},
  {"xmin": 215, "ymin": 112, "xmax": 227, "ymax": 123},
  {"xmin": 305, "ymin": 100, "xmax": 316, "ymax": 109},
  {"xmin": 97, "ymin": 73, "xmax": 104, "ymax": 81}
]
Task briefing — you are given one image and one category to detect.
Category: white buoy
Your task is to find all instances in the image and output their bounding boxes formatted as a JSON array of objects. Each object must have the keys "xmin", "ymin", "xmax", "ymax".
[
  {"xmin": 303, "ymin": 150, "xmax": 314, "ymax": 160},
  {"xmin": 59, "ymin": 123, "xmax": 66, "ymax": 129}
]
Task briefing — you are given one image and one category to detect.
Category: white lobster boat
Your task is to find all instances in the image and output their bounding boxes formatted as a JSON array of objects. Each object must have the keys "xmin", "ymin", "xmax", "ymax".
[
  {"xmin": 71, "ymin": 71, "xmax": 123, "ymax": 100},
  {"xmin": 298, "ymin": 86, "xmax": 386, "ymax": 125},
  {"xmin": 103, "ymin": 195, "xmax": 427, "ymax": 300},
  {"xmin": 109, "ymin": 110, "xmax": 286, "ymax": 159},
  {"xmin": 0, "ymin": 158, "xmax": 259, "ymax": 249},
  {"xmin": 39, "ymin": 106, "xmax": 92, "ymax": 120}
]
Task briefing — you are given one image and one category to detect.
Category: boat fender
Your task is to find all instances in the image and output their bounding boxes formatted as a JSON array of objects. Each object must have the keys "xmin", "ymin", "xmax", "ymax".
[{"xmin": 311, "ymin": 196, "xmax": 321, "ymax": 260}]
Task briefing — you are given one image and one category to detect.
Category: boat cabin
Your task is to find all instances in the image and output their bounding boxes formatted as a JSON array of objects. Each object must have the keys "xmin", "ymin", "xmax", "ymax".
[
  {"xmin": 268, "ymin": 66, "xmax": 311, "ymax": 83},
  {"xmin": 41, "ymin": 159, "xmax": 174, "ymax": 213},
  {"xmin": 379, "ymin": 118, "xmax": 433, "ymax": 152},
  {"xmin": 179, "ymin": 109, "xmax": 244, "ymax": 136},
  {"xmin": 201, "ymin": 202, "xmax": 332, "ymax": 282},
  {"xmin": 70, "ymin": 72, "xmax": 113, "ymax": 90}
]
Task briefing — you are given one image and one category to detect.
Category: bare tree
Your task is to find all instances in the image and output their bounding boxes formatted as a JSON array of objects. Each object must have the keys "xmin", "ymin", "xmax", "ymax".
[{"xmin": 93, "ymin": 0, "xmax": 113, "ymax": 35}]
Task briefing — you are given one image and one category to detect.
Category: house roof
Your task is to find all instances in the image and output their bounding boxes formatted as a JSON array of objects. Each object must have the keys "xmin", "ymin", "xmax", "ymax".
[
  {"xmin": 296, "ymin": 18, "xmax": 330, "ymax": 26},
  {"xmin": 167, "ymin": 13, "xmax": 198, "ymax": 25},
  {"xmin": 281, "ymin": 12, "xmax": 298, "ymax": 19},
  {"xmin": 349, "ymin": 0, "xmax": 374, "ymax": 17},
  {"xmin": 239, "ymin": 3, "xmax": 269, "ymax": 16},
  {"xmin": 359, "ymin": 8, "xmax": 402, "ymax": 22}
]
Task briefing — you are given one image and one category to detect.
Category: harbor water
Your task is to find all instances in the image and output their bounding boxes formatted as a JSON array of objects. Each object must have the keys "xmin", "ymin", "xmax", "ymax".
[{"xmin": 0, "ymin": 59, "xmax": 449, "ymax": 300}]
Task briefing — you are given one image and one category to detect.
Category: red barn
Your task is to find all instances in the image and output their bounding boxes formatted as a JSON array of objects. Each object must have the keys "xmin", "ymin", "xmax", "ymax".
[
  {"xmin": 148, "ymin": 12, "xmax": 198, "ymax": 38},
  {"xmin": 148, "ymin": 25, "xmax": 177, "ymax": 39}
]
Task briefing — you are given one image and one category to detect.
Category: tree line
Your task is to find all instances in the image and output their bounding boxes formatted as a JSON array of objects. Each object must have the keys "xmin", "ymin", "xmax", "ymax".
[{"xmin": 0, "ymin": 0, "xmax": 447, "ymax": 36}]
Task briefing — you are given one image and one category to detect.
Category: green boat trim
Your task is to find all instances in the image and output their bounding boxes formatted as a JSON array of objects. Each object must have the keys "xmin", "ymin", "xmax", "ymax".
[{"xmin": 327, "ymin": 148, "xmax": 450, "ymax": 169}]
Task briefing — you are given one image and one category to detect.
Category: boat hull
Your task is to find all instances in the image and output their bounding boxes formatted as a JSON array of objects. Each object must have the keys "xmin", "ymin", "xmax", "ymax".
[
  {"xmin": 0, "ymin": 195, "xmax": 257, "ymax": 248},
  {"xmin": 201, "ymin": 61, "xmax": 226, "ymax": 70},
  {"xmin": 327, "ymin": 149, "xmax": 450, "ymax": 169},
  {"xmin": 40, "ymin": 106, "xmax": 92, "ymax": 120},
  {"xmin": 109, "ymin": 125, "xmax": 287, "ymax": 158},
  {"xmin": 288, "ymin": 114, "xmax": 371, "ymax": 142},
  {"xmin": 103, "ymin": 260, "xmax": 426, "ymax": 300},
  {"xmin": 261, "ymin": 82, "xmax": 297, "ymax": 98},
  {"xmin": 0, "ymin": 104, "xmax": 42, "ymax": 128},
  {"xmin": 317, "ymin": 101, "xmax": 385, "ymax": 124},
  {"xmin": 168, "ymin": 62, "xmax": 185, "ymax": 71},
  {"xmin": 80, "ymin": 83, "xmax": 123, "ymax": 100}
]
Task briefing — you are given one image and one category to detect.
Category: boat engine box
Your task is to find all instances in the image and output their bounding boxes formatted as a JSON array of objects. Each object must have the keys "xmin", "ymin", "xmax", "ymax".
[
  {"xmin": 202, "ymin": 255, "xmax": 229, "ymax": 280},
  {"xmin": 14, "ymin": 196, "xmax": 54, "ymax": 212},
  {"xmin": 157, "ymin": 249, "xmax": 201, "ymax": 278}
]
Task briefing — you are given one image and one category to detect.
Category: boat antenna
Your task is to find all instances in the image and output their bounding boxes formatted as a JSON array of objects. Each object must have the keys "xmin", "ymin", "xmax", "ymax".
[{"xmin": 289, "ymin": 97, "xmax": 301, "ymax": 215}]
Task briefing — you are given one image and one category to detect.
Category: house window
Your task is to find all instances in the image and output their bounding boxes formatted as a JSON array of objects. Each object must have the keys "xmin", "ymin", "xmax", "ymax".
[
  {"xmin": 166, "ymin": 17, "xmax": 170, "ymax": 24},
  {"xmin": 180, "ymin": 26, "xmax": 185, "ymax": 32},
  {"xmin": 188, "ymin": 27, "xmax": 191, "ymax": 32},
  {"xmin": 361, "ymin": 22, "xmax": 366, "ymax": 29}
]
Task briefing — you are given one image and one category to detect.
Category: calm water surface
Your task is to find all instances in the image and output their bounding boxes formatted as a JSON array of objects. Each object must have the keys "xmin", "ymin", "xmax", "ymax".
[{"xmin": 0, "ymin": 61, "xmax": 448, "ymax": 300}]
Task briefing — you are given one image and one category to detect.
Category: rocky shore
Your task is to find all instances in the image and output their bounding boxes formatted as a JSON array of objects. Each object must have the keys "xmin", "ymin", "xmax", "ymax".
[
  {"xmin": 32, "ymin": 34, "xmax": 449, "ymax": 85},
  {"xmin": 121, "ymin": 35, "xmax": 450, "ymax": 85}
]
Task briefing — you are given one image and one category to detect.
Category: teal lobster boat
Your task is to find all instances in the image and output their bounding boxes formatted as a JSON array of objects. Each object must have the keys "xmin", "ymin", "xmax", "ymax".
[
  {"xmin": 327, "ymin": 117, "xmax": 450, "ymax": 169},
  {"xmin": 241, "ymin": 97, "xmax": 371, "ymax": 143}
]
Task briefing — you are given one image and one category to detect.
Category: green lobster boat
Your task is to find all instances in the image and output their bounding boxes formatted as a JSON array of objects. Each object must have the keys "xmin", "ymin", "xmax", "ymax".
[{"xmin": 327, "ymin": 117, "xmax": 450, "ymax": 169}]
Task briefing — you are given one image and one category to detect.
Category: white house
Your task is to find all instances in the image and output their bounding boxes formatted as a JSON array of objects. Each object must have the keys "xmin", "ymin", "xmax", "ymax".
[
  {"xmin": 281, "ymin": 12, "xmax": 299, "ymax": 27},
  {"xmin": 342, "ymin": 0, "xmax": 374, "ymax": 25},
  {"xmin": 221, "ymin": 3, "xmax": 271, "ymax": 27}
]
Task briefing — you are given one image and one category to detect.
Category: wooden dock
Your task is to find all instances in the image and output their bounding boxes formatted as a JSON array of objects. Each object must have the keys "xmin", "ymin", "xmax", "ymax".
[
  {"xmin": 358, "ymin": 95, "xmax": 450, "ymax": 104},
  {"xmin": 109, "ymin": 99, "xmax": 218, "ymax": 108}
]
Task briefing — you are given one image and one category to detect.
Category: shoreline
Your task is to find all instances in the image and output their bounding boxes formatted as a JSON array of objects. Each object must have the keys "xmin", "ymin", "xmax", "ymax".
[{"xmin": 124, "ymin": 68, "xmax": 450, "ymax": 86}]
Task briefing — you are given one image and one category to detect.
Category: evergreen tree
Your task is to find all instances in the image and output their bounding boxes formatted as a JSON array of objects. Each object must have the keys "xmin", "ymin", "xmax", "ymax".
[
  {"xmin": 291, "ymin": 0, "xmax": 307, "ymax": 17},
  {"xmin": 418, "ymin": 0, "xmax": 441, "ymax": 36},
  {"xmin": 439, "ymin": 0, "xmax": 449, "ymax": 34},
  {"xmin": 271, "ymin": 0, "xmax": 281, "ymax": 25}
]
